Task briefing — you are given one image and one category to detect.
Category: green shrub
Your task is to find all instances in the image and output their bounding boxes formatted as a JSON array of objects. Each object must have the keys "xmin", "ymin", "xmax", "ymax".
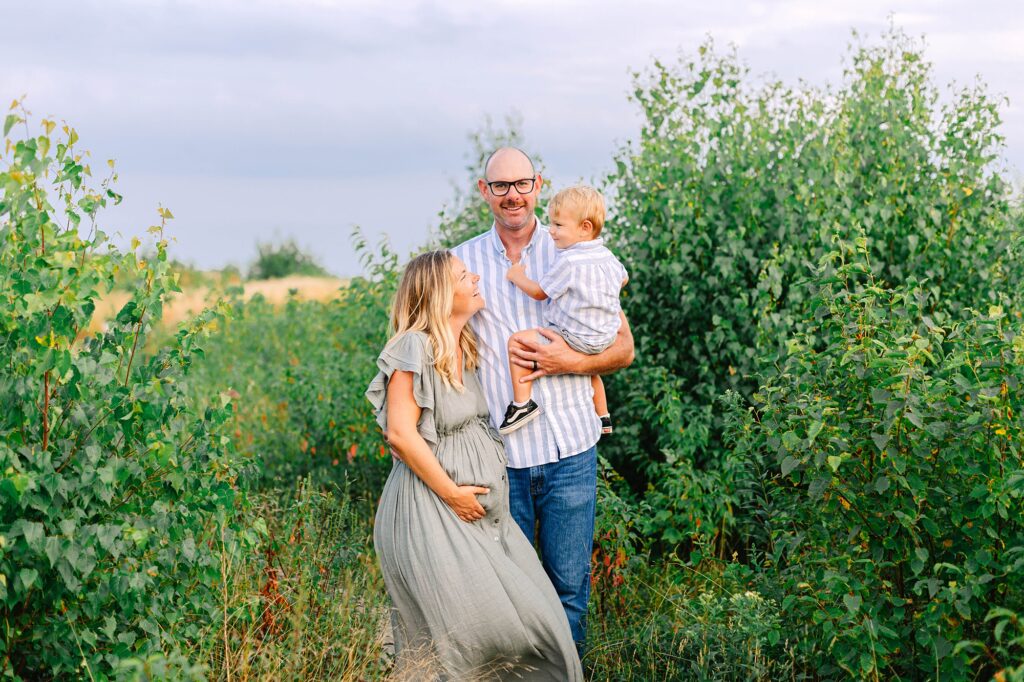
[
  {"xmin": 248, "ymin": 238, "xmax": 329, "ymax": 280},
  {"xmin": 587, "ymin": 553, "xmax": 792, "ymax": 681},
  {"xmin": 0, "ymin": 107, "xmax": 246, "ymax": 677},
  {"xmin": 730, "ymin": 236, "xmax": 1024, "ymax": 678},
  {"xmin": 189, "ymin": 230, "xmax": 397, "ymax": 499},
  {"xmin": 603, "ymin": 29, "xmax": 1021, "ymax": 548}
]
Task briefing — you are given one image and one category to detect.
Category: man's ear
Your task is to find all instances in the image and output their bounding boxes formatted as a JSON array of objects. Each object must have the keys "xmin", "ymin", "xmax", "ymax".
[
  {"xmin": 478, "ymin": 178, "xmax": 489, "ymax": 199},
  {"xmin": 534, "ymin": 173, "xmax": 543, "ymax": 194}
]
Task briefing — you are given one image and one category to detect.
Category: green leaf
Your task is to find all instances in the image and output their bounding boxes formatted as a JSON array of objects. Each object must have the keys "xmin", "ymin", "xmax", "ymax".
[
  {"xmin": 3, "ymin": 114, "xmax": 19, "ymax": 136},
  {"xmin": 843, "ymin": 593, "xmax": 861, "ymax": 613},
  {"xmin": 808, "ymin": 475, "xmax": 831, "ymax": 500},
  {"xmin": 20, "ymin": 521, "xmax": 44, "ymax": 550},
  {"xmin": 18, "ymin": 568, "xmax": 38, "ymax": 590}
]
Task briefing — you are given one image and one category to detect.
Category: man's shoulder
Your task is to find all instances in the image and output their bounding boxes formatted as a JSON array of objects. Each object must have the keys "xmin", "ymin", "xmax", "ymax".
[{"xmin": 451, "ymin": 229, "xmax": 492, "ymax": 256}]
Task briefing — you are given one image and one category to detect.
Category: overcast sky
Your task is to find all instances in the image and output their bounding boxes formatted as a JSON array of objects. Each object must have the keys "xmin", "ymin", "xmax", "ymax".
[{"xmin": 2, "ymin": 0, "xmax": 1021, "ymax": 277}]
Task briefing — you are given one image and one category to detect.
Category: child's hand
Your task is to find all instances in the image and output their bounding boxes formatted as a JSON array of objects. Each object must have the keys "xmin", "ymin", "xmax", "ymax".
[{"xmin": 506, "ymin": 262, "xmax": 526, "ymax": 282}]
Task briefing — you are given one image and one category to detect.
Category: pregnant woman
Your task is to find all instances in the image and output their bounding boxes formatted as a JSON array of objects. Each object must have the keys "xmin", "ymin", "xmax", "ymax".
[{"xmin": 367, "ymin": 250, "xmax": 583, "ymax": 681}]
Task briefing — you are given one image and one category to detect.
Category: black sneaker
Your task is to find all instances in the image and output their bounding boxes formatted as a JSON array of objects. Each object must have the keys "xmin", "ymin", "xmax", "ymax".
[
  {"xmin": 600, "ymin": 415, "xmax": 613, "ymax": 435},
  {"xmin": 498, "ymin": 400, "xmax": 541, "ymax": 435}
]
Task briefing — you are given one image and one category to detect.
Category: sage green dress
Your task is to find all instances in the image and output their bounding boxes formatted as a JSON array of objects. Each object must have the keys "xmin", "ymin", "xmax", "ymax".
[{"xmin": 367, "ymin": 332, "xmax": 583, "ymax": 681}]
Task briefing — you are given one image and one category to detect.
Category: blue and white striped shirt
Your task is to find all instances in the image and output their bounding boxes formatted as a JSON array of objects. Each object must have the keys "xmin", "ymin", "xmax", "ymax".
[
  {"xmin": 454, "ymin": 223, "xmax": 602, "ymax": 469},
  {"xmin": 540, "ymin": 238, "xmax": 627, "ymax": 349}
]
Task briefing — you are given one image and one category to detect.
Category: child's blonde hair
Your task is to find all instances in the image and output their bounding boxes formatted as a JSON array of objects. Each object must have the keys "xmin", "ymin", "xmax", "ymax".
[
  {"xmin": 548, "ymin": 185, "xmax": 606, "ymax": 237},
  {"xmin": 387, "ymin": 250, "xmax": 478, "ymax": 391}
]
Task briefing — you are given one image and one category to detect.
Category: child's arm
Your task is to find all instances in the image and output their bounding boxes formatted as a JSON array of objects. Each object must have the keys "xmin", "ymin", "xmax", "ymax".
[{"xmin": 506, "ymin": 263, "xmax": 548, "ymax": 301}]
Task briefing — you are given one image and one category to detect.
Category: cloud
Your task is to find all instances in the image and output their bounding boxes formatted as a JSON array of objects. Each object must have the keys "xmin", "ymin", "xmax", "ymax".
[{"xmin": 2, "ymin": 0, "xmax": 1021, "ymax": 274}]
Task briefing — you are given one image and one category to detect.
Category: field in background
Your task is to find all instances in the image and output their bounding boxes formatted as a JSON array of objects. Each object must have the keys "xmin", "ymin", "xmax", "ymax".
[{"xmin": 87, "ymin": 274, "xmax": 349, "ymax": 333}]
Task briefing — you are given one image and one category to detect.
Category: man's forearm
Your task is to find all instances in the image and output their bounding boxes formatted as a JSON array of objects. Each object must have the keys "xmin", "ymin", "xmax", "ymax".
[{"xmin": 572, "ymin": 313, "xmax": 635, "ymax": 375}]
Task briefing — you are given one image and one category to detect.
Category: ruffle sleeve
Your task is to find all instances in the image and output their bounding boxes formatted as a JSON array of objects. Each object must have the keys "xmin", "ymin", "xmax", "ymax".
[{"xmin": 365, "ymin": 331, "xmax": 438, "ymax": 449}]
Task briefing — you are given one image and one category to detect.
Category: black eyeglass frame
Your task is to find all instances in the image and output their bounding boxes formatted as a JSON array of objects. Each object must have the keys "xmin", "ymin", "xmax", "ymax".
[{"xmin": 485, "ymin": 177, "xmax": 537, "ymax": 196}]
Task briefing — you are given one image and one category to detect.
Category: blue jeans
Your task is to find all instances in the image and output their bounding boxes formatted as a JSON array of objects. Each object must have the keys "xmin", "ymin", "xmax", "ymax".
[{"xmin": 507, "ymin": 444, "xmax": 597, "ymax": 651}]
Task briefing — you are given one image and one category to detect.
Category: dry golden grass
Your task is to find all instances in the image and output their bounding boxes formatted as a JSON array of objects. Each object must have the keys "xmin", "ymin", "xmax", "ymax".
[{"xmin": 88, "ymin": 275, "xmax": 348, "ymax": 334}]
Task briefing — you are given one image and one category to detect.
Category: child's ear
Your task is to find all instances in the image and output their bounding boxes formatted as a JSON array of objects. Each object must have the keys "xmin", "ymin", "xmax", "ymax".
[{"xmin": 581, "ymin": 219, "xmax": 595, "ymax": 235}]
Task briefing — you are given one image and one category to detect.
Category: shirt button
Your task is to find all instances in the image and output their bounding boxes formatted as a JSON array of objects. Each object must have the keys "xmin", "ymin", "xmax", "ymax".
[{"xmin": 493, "ymin": 536, "xmax": 499, "ymax": 542}]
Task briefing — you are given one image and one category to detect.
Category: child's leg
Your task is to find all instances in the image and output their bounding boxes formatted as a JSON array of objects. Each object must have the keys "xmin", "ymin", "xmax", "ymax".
[
  {"xmin": 591, "ymin": 375, "xmax": 608, "ymax": 416},
  {"xmin": 509, "ymin": 332, "xmax": 536, "ymax": 404},
  {"xmin": 593, "ymin": 375, "xmax": 613, "ymax": 435}
]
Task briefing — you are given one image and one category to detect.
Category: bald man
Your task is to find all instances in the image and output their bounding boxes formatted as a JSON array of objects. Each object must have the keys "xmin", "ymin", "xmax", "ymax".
[{"xmin": 452, "ymin": 147, "xmax": 635, "ymax": 655}]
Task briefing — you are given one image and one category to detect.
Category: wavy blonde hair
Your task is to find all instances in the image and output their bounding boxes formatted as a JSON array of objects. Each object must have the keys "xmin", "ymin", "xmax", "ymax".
[{"xmin": 387, "ymin": 250, "xmax": 478, "ymax": 391}]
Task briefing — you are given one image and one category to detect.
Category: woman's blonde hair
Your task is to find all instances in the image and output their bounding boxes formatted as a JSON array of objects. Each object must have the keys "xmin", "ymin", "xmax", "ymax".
[{"xmin": 387, "ymin": 250, "xmax": 478, "ymax": 391}]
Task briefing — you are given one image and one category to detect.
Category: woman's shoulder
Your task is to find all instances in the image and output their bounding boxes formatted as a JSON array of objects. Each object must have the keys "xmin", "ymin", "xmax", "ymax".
[{"xmin": 382, "ymin": 331, "xmax": 434, "ymax": 364}]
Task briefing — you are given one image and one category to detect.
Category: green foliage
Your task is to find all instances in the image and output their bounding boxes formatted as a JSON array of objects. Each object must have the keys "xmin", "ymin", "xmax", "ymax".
[
  {"xmin": 604, "ymin": 29, "xmax": 1021, "ymax": 548},
  {"xmin": 0, "ymin": 106, "xmax": 245, "ymax": 677},
  {"xmin": 729, "ymin": 236, "xmax": 1024, "ymax": 678},
  {"xmin": 248, "ymin": 238, "xmax": 329, "ymax": 280},
  {"xmin": 587, "ymin": 554, "xmax": 792, "ymax": 681},
  {"xmin": 190, "ymin": 230, "xmax": 397, "ymax": 497}
]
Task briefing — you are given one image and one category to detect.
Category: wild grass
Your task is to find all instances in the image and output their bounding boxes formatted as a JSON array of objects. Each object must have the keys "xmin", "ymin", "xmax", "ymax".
[{"xmin": 197, "ymin": 480, "xmax": 389, "ymax": 681}]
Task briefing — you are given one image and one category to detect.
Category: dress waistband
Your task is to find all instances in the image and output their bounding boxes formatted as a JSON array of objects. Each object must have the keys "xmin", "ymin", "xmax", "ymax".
[{"xmin": 437, "ymin": 415, "xmax": 502, "ymax": 443}]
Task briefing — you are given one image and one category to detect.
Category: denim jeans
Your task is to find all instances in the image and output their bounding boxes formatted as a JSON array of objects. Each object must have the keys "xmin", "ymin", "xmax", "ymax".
[{"xmin": 507, "ymin": 444, "xmax": 597, "ymax": 651}]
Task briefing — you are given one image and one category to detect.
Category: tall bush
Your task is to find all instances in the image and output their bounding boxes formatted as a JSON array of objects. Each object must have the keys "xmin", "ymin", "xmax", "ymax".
[
  {"xmin": 603, "ymin": 29, "xmax": 1021, "ymax": 547},
  {"xmin": 0, "ymin": 106, "xmax": 245, "ymax": 678},
  {"xmin": 729, "ymin": 236, "xmax": 1023, "ymax": 679}
]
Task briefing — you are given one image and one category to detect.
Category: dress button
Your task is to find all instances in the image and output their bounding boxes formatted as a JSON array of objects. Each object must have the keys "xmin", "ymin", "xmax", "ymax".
[{"xmin": 494, "ymin": 518, "xmax": 499, "ymax": 524}]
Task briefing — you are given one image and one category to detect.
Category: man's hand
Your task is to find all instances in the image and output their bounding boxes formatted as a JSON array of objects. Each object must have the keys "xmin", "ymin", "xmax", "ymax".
[{"xmin": 509, "ymin": 328, "xmax": 581, "ymax": 382}]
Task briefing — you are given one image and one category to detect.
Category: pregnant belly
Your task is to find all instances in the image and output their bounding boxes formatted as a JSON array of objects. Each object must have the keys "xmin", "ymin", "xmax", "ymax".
[{"xmin": 435, "ymin": 422, "xmax": 507, "ymax": 493}]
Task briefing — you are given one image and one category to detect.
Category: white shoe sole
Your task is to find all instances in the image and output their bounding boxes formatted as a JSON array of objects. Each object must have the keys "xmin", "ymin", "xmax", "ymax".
[{"xmin": 498, "ymin": 406, "xmax": 542, "ymax": 435}]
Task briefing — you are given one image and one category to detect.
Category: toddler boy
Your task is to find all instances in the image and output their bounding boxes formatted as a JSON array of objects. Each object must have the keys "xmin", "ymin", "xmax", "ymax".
[{"xmin": 499, "ymin": 185, "xmax": 628, "ymax": 436}]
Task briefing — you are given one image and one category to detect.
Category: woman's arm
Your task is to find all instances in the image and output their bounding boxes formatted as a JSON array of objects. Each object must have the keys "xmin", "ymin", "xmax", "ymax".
[
  {"xmin": 506, "ymin": 263, "xmax": 548, "ymax": 301},
  {"xmin": 386, "ymin": 370, "xmax": 489, "ymax": 522}
]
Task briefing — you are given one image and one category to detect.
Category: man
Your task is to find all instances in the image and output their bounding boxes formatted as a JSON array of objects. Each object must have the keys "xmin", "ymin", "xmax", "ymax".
[{"xmin": 452, "ymin": 147, "xmax": 635, "ymax": 654}]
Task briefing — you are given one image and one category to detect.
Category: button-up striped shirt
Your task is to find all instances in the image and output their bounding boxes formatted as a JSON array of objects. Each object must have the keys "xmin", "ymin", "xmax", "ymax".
[
  {"xmin": 539, "ymin": 237, "xmax": 628, "ymax": 350},
  {"xmin": 454, "ymin": 223, "xmax": 601, "ymax": 469}
]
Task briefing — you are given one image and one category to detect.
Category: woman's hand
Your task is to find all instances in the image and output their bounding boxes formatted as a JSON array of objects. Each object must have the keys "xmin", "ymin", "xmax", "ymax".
[{"xmin": 443, "ymin": 485, "xmax": 490, "ymax": 523}]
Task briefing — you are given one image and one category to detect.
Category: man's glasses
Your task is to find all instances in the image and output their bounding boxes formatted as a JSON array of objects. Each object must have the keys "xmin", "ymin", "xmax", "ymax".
[{"xmin": 486, "ymin": 178, "xmax": 536, "ymax": 196}]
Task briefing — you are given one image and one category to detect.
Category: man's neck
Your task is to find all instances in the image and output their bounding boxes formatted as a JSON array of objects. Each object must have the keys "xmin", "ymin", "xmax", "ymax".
[{"xmin": 496, "ymin": 216, "xmax": 538, "ymax": 264}]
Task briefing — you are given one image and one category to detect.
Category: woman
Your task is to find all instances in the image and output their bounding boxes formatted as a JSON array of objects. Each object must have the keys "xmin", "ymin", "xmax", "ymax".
[{"xmin": 367, "ymin": 250, "xmax": 583, "ymax": 681}]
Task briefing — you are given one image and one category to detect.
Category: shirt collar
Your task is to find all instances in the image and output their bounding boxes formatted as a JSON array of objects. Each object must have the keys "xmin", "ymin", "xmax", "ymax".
[
  {"xmin": 488, "ymin": 220, "xmax": 549, "ymax": 257},
  {"xmin": 562, "ymin": 237, "xmax": 605, "ymax": 251}
]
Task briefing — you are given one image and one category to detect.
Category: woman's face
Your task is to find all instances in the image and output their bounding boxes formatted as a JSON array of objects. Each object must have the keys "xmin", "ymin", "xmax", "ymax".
[{"xmin": 450, "ymin": 256, "xmax": 484, "ymax": 319}]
